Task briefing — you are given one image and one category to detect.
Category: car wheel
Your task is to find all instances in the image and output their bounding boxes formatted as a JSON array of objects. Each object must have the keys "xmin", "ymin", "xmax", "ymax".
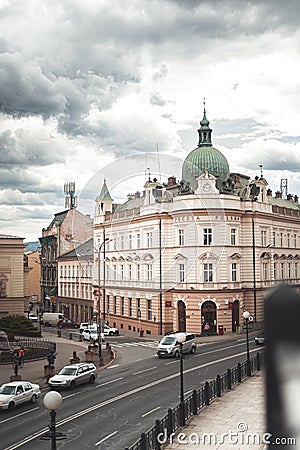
[
  {"xmin": 109, "ymin": 331, "xmax": 113, "ymax": 336},
  {"xmin": 89, "ymin": 375, "xmax": 95, "ymax": 384},
  {"xmin": 8, "ymin": 402, "xmax": 15, "ymax": 411},
  {"xmin": 191, "ymin": 346, "xmax": 196, "ymax": 354},
  {"xmin": 70, "ymin": 381, "xmax": 76, "ymax": 389},
  {"xmin": 31, "ymin": 394, "xmax": 37, "ymax": 404},
  {"xmin": 174, "ymin": 350, "xmax": 180, "ymax": 358}
]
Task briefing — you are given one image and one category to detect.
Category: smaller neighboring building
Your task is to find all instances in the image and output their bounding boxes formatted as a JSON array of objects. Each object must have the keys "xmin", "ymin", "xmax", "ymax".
[
  {"xmin": 57, "ymin": 238, "xmax": 94, "ymax": 322},
  {"xmin": 0, "ymin": 234, "xmax": 30, "ymax": 317}
]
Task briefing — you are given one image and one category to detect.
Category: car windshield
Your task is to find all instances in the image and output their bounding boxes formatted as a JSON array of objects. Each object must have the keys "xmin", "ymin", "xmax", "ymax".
[
  {"xmin": 0, "ymin": 385, "xmax": 16, "ymax": 395},
  {"xmin": 58, "ymin": 367, "xmax": 77, "ymax": 376},
  {"xmin": 160, "ymin": 336, "xmax": 176, "ymax": 345}
]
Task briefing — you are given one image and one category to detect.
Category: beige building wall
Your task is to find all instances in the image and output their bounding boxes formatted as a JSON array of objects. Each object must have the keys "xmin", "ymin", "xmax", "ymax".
[{"xmin": 0, "ymin": 234, "xmax": 28, "ymax": 317}]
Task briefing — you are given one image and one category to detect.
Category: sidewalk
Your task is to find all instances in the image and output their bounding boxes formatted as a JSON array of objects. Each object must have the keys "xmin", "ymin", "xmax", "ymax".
[{"xmin": 163, "ymin": 371, "xmax": 265, "ymax": 450}]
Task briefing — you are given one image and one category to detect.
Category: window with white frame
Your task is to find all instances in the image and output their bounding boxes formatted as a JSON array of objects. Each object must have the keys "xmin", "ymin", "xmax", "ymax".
[
  {"xmin": 231, "ymin": 263, "xmax": 237, "ymax": 282},
  {"xmin": 288, "ymin": 262, "xmax": 292, "ymax": 278},
  {"xmin": 281, "ymin": 262, "xmax": 284, "ymax": 279},
  {"xmin": 107, "ymin": 295, "xmax": 110, "ymax": 314},
  {"xmin": 179, "ymin": 263, "xmax": 185, "ymax": 282},
  {"xmin": 203, "ymin": 263, "xmax": 213, "ymax": 282},
  {"xmin": 137, "ymin": 263, "xmax": 140, "ymax": 280},
  {"xmin": 274, "ymin": 262, "xmax": 277, "ymax": 280},
  {"xmin": 136, "ymin": 298, "xmax": 141, "ymax": 316},
  {"xmin": 120, "ymin": 264, "xmax": 124, "ymax": 280},
  {"xmin": 146, "ymin": 232, "xmax": 153, "ymax": 248},
  {"xmin": 287, "ymin": 233, "xmax": 290, "ymax": 248},
  {"xmin": 178, "ymin": 229, "xmax": 184, "ymax": 246},
  {"xmin": 203, "ymin": 228, "xmax": 212, "ymax": 246},
  {"xmin": 147, "ymin": 299, "xmax": 152, "ymax": 320},
  {"xmin": 294, "ymin": 234, "xmax": 297, "ymax": 248},
  {"xmin": 121, "ymin": 296, "xmax": 125, "ymax": 315},
  {"xmin": 272, "ymin": 231, "xmax": 276, "ymax": 246},
  {"xmin": 137, "ymin": 233, "xmax": 141, "ymax": 248},
  {"xmin": 113, "ymin": 264, "xmax": 117, "ymax": 280},
  {"xmin": 261, "ymin": 230, "xmax": 267, "ymax": 247},
  {"xmin": 263, "ymin": 262, "xmax": 268, "ymax": 280},
  {"xmin": 230, "ymin": 229, "xmax": 236, "ymax": 246},
  {"xmin": 121, "ymin": 235, "xmax": 124, "ymax": 250},
  {"xmin": 146, "ymin": 263, "xmax": 153, "ymax": 281},
  {"xmin": 60, "ymin": 266, "xmax": 63, "ymax": 277},
  {"xmin": 280, "ymin": 232, "xmax": 283, "ymax": 247},
  {"xmin": 129, "ymin": 234, "xmax": 132, "ymax": 249},
  {"xmin": 113, "ymin": 238, "xmax": 117, "ymax": 250},
  {"xmin": 114, "ymin": 295, "xmax": 117, "ymax": 314},
  {"xmin": 295, "ymin": 262, "xmax": 298, "ymax": 279},
  {"xmin": 128, "ymin": 264, "xmax": 132, "ymax": 280},
  {"xmin": 129, "ymin": 297, "xmax": 132, "ymax": 316}
]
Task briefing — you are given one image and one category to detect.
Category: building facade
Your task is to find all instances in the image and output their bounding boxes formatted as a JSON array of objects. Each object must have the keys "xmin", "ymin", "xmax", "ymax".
[
  {"xmin": 0, "ymin": 234, "xmax": 30, "ymax": 317},
  {"xmin": 93, "ymin": 109, "xmax": 300, "ymax": 336}
]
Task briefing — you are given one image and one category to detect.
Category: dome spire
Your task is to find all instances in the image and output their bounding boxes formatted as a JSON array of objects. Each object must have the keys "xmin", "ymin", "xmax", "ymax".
[{"xmin": 198, "ymin": 98, "xmax": 212, "ymax": 147}]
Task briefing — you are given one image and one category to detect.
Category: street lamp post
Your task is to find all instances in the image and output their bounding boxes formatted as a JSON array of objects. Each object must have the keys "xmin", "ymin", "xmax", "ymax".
[
  {"xmin": 96, "ymin": 237, "xmax": 110, "ymax": 365},
  {"xmin": 176, "ymin": 332, "xmax": 186, "ymax": 426},
  {"xmin": 43, "ymin": 391, "xmax": 62, "ymax": 450},
  {"xmin": 243, "ymin": 311, "xmax": 251, "ymax": 376}
]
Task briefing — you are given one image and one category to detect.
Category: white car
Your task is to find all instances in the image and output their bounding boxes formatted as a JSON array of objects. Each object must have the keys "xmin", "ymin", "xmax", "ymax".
[
  {"xmin": 48, "ymin": 363, "xmax": 97, "ymax": 389},
  {"xmin": 28, "ymin": 313, "xmax": 38, "ymax": 322},
  {"xmin": 0, "ymin": 381, "xmax": 41, "ymax": 410},
  {"xmin": 79, "ymin": 322, "xmax": 98, "ymax": 334},
  {"xmin": 82, "ymin": 329, "xmax": 104, "ymax": 342},
  {"xmin": 103, "ymin": 324, "xmax": 119, "ymax": 336}
]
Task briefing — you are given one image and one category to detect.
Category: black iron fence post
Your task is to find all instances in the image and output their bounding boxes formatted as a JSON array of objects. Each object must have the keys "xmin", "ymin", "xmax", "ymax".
[
  {"xmin": 216, "ymin": 374, "xmax": 221, "ymax": 397},
  {"xmin": 227, "ymin": 369, "xmax": 232, "ymax": 390},
  {"xmin": 204, "ymin": 381, "xmax": 210, "ymax": 405},
  {"xmin": 237, "ymin": 362, "xmax": 242, "ymax": 382},
  {"xmin": 192, "ymin": 389, "xmax": 198, "ymax": 414}
]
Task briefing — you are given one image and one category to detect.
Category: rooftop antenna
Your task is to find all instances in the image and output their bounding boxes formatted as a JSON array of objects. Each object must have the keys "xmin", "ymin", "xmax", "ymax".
[
  {"xmin": 156, "ymin": 143, "xmax": 161, "ymax": 182},
  {"xmin": 280, "ymin": 179, "xmax": 288, "ymax": 199},
  {"xmin": 64, "ymin": 181, "xmax": 77, "ymax": 209},
  {"xmin": 258, "ymin": 164, "xmax": 263, "ymax": 178}
]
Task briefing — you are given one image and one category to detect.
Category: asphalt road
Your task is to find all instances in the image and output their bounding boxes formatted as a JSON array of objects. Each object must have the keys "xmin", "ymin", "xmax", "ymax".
[{"xmin": 0, "ymin": 335, "xmax": 263, "ymax": 450}]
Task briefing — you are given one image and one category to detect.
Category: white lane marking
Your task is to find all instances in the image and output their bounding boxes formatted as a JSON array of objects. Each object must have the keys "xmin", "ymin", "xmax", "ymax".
[
  {"xmin": 63, "ymin": 391, "xmax": 83, "ymax": 399},
  {"xmin": 95, "ymin": 430, "xmax": 118, "ymax": 445},
  {"xmin": 142, "ymin": 406, "xmax": 161, "ymax": 417},
  {"xmin": 107, "ymin": 364, "xmax": 120, "ymax": 369},
  {"xmin": 5, "ymin": 349, "xmax": 262, "ymax": 449},
  {"xmin": 164, "ymin": 360, "xmax": 179, "ymax": 365},
  {"xmin": 96, "ymin": 377, "xmax": 124, "ymax": 388},
  {"xmin": 132, "ymin": 366, "xmax": 157, "ymax": 375},
  {"xmin": 0, "ymin": 407, "xmax": 39, "ymax": 424}
]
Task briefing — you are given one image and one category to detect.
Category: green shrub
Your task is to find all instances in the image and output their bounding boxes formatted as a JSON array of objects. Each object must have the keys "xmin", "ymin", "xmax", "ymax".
[{"xmin": 0, "ymin": 315, "xmax": 40, "ymax": 337}]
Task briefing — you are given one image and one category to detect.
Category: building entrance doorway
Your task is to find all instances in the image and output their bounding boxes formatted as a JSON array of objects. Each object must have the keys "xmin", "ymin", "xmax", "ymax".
[
  {"xmin": 232, "ymin": 300, "xmax": 240, "ymax": 332},
  {"xmin": 177, "ymin": 300, "xmax": 186, "ymax": 332},
  {"xmin": 201, "ymin": 300, "xmax": 217, "ymax": 334}
]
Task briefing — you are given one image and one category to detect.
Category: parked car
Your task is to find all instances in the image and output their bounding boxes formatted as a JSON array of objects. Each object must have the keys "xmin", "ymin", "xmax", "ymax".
[
  {"xmin": 48, "ymin": 363, "xmax": 97, "ymax": 389},
  {"xmin": 157, "ymin": 332, "xmax": 197, "ymax": 358},
  {"xmin": 82, "ymin": 329, "xmax": 104, "ymax": 342},
  {"xmin": 42, "ymin": 312, "xmax": 65, "ymax": 326},
  {"xmin": 57, "ymin": 319, "xmax": 80, "ymax": 329},
  {"xmin": 254, "ymin": 335, "xmax": 266, "ymax": 345},
  {"xmin": 28, "ymin": 313, "xmax": 38, "ymax": 322},
  {"xmin": 79, "ymin": 322, "xmax": 98, "ymax": 334},
  {"xmin": 103, "ymin": 324, "xmax": 119, "ymax": 336},
  {"xmin": 0, "ymin": 381, "xmax": 41, "ymax": 410}
]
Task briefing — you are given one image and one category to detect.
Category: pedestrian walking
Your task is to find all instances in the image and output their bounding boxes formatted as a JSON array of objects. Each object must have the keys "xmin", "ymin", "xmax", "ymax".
[{"xmin": 204, "ymin": 323, "xmax": 210, "ymax": 336}]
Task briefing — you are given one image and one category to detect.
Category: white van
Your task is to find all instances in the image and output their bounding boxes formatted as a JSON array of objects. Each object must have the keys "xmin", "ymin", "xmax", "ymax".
[
  {"xmin": 157, "ymin": 332, "xmax": 197, "ymax": 358},
  {"xmin": 42, "ymin": 312, "xmax": 65, "ymax": 327}
]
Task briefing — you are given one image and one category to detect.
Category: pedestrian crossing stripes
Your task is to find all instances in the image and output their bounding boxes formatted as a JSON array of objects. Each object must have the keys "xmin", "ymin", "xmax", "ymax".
[{"xmin": 111, "ymin": 341, "xmax": 158, "ymax": 348}]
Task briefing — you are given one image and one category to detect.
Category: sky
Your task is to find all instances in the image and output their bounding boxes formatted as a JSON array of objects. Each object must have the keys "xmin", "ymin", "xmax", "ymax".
[{"xmin": 1, "ymin": 0, "xmax": 300, "ymax": 242}]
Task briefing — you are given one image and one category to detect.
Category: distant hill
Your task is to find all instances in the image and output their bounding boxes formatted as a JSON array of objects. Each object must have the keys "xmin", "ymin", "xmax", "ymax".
[{"xmin": 25, "ymin": 241, "xmax": 41, "ymax": 252}]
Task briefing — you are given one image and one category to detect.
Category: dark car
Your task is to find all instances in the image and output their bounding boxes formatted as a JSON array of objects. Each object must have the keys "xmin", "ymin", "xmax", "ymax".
[
  {"xmin": 57, "ymin": 319, "xmax": 80, "ymax": 329},
  {"xmin": 254, "ymin": 335, "xmax": 265, "ymax": 345}
]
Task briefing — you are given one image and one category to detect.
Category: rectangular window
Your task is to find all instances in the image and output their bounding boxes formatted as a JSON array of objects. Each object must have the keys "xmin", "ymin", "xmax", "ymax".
[
  {"xmin": 121, "ymin": 235, "xmax": 124, "ymax": 250},
  {"xmin": 129, "ymin": 234, "xmax": 132, "ymax": 250},
  {"xmin": 281, "ymin": 262, "xmax": 284, "ymax": 279},
  {"xmin": 114, "ymin": 238, "xmax": 117, "ymax": 250},
  {"xmin": 287, "ymin": 233, "xmax": 290, "ymax": 248},
  {"xmin": 136, "ymin": 298, "xmax": 141, "ymax": 316},
  {"xmin": 107, "ymin": 295, "xmax": 110, "ymax": 315},
  {"xmin": 280, "ymin": 232, "xmax": 283, "ymax": 247},
  {"xmin": 261, "ymin": 230, "xmax": 267, "ymax": 247},
  {"xmin": 272, "ymin": 231, "xmax": 276, "ymax": 246},
  {"xmin": 288, "ymin": 262, "xmax": 291, "ymax": 278},
  {"xmin": 146, "ymin": 264, "xmax": 153, "ymax": 281},
  {"xmin": 203, "ymin": 263, "xmax": 213, "ymax": 282},
  {"xmin": 121, "ymin": 264, "xmax": 124, "ymax": 280},
  {"xmin": 113, "ymin": 295, "xmax": 117, "ymax": 314},
  {"xmin": 137, "ymin": 233, "xmax": 141, "ymax": 248},
  {"xmin": 231, "ymin": 263, "xmax": 237, "ymax": 282},
  {"xmin": 147, "ymin": 299, "xmax": 152, "ymax": 320},
  {"xmin": 263, "ymin": 262, "xmax": 268, "ymax": 281},
  {"xmin": 203, "ymin": 228, "xmax": 212, "ymax": 246},
  {"xmin": 121, "ymin": 296, "xmax": 125, "ymax": 315},
  {"xmin": 295, "ymin": 263, "xmax": 298, "ymax": 279},
  {"xmin": 60, "ymin": 266, "xmax": 63, "ymax": 277},
  {"xmin": 129, "ymin": 297, "xmax": 132, "ymax": 317},
  {"xmin": 137, "ymin": 264, "xmax": 140, "ymax": 281},
  {"xmin": 179, "ymin": 263, "xmax": 185, "ymax": 283},
  {"xmin": 294, "ymin": 234, "xmax": 297, "ymax": 248},
  {"xmin": 230, "ymin": 229, "xmax": 236, "ymax": 246},
  {"xmin": 113, "ymin": 264, "xmax": 117, "ymax": 280},
  {"xmin": 146, "ymin": 232, "xmax": 153, "ymax": 248},
  {"xmin": 274, "ymin": 262, "xmax": 277, "ymax": 280},
  {"xmin": 179, "ymin": 229, "xmax": 184, "ymax": 246},
  {"xmin": 128, "ymin": 264, "xmax": 132, "ymax": 280}
]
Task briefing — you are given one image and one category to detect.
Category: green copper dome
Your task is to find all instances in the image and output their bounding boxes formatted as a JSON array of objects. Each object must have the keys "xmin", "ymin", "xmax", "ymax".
[{"xmin": 182, "ymin": 106, "xmax": 230, "ymax": 190}]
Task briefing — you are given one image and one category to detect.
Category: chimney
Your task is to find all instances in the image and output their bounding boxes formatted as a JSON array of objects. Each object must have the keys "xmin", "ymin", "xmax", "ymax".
[
  {"xmin": 275, "ymin": 191, "xmax": 282, "ymax": 198},
  {"xmin": 267, "ymin": 189, "xmax": 272, "ymax": 196},
  {"xmin": 168, "ymin": 176, "xmax": 176, "ymax": 186},
  {"xmin": 127, "ymin": 193, "xmax": 135, "ymax": 201},
  {"xmin": 287, "ymin": 193, "xmax": 293, "ymax": 201},
  {"xmin": 134, "ymin": 191, "xmax": 140, "ymax": 198},
  {"xmin": 294, "ymin": 195, "xmax": 299, "ymax": 203}
]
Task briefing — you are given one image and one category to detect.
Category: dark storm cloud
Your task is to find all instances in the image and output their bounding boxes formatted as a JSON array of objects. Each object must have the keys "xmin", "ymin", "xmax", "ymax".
[{"xmin": 0, "ymin": 128, "xmax": 65, "ymax": 167}]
